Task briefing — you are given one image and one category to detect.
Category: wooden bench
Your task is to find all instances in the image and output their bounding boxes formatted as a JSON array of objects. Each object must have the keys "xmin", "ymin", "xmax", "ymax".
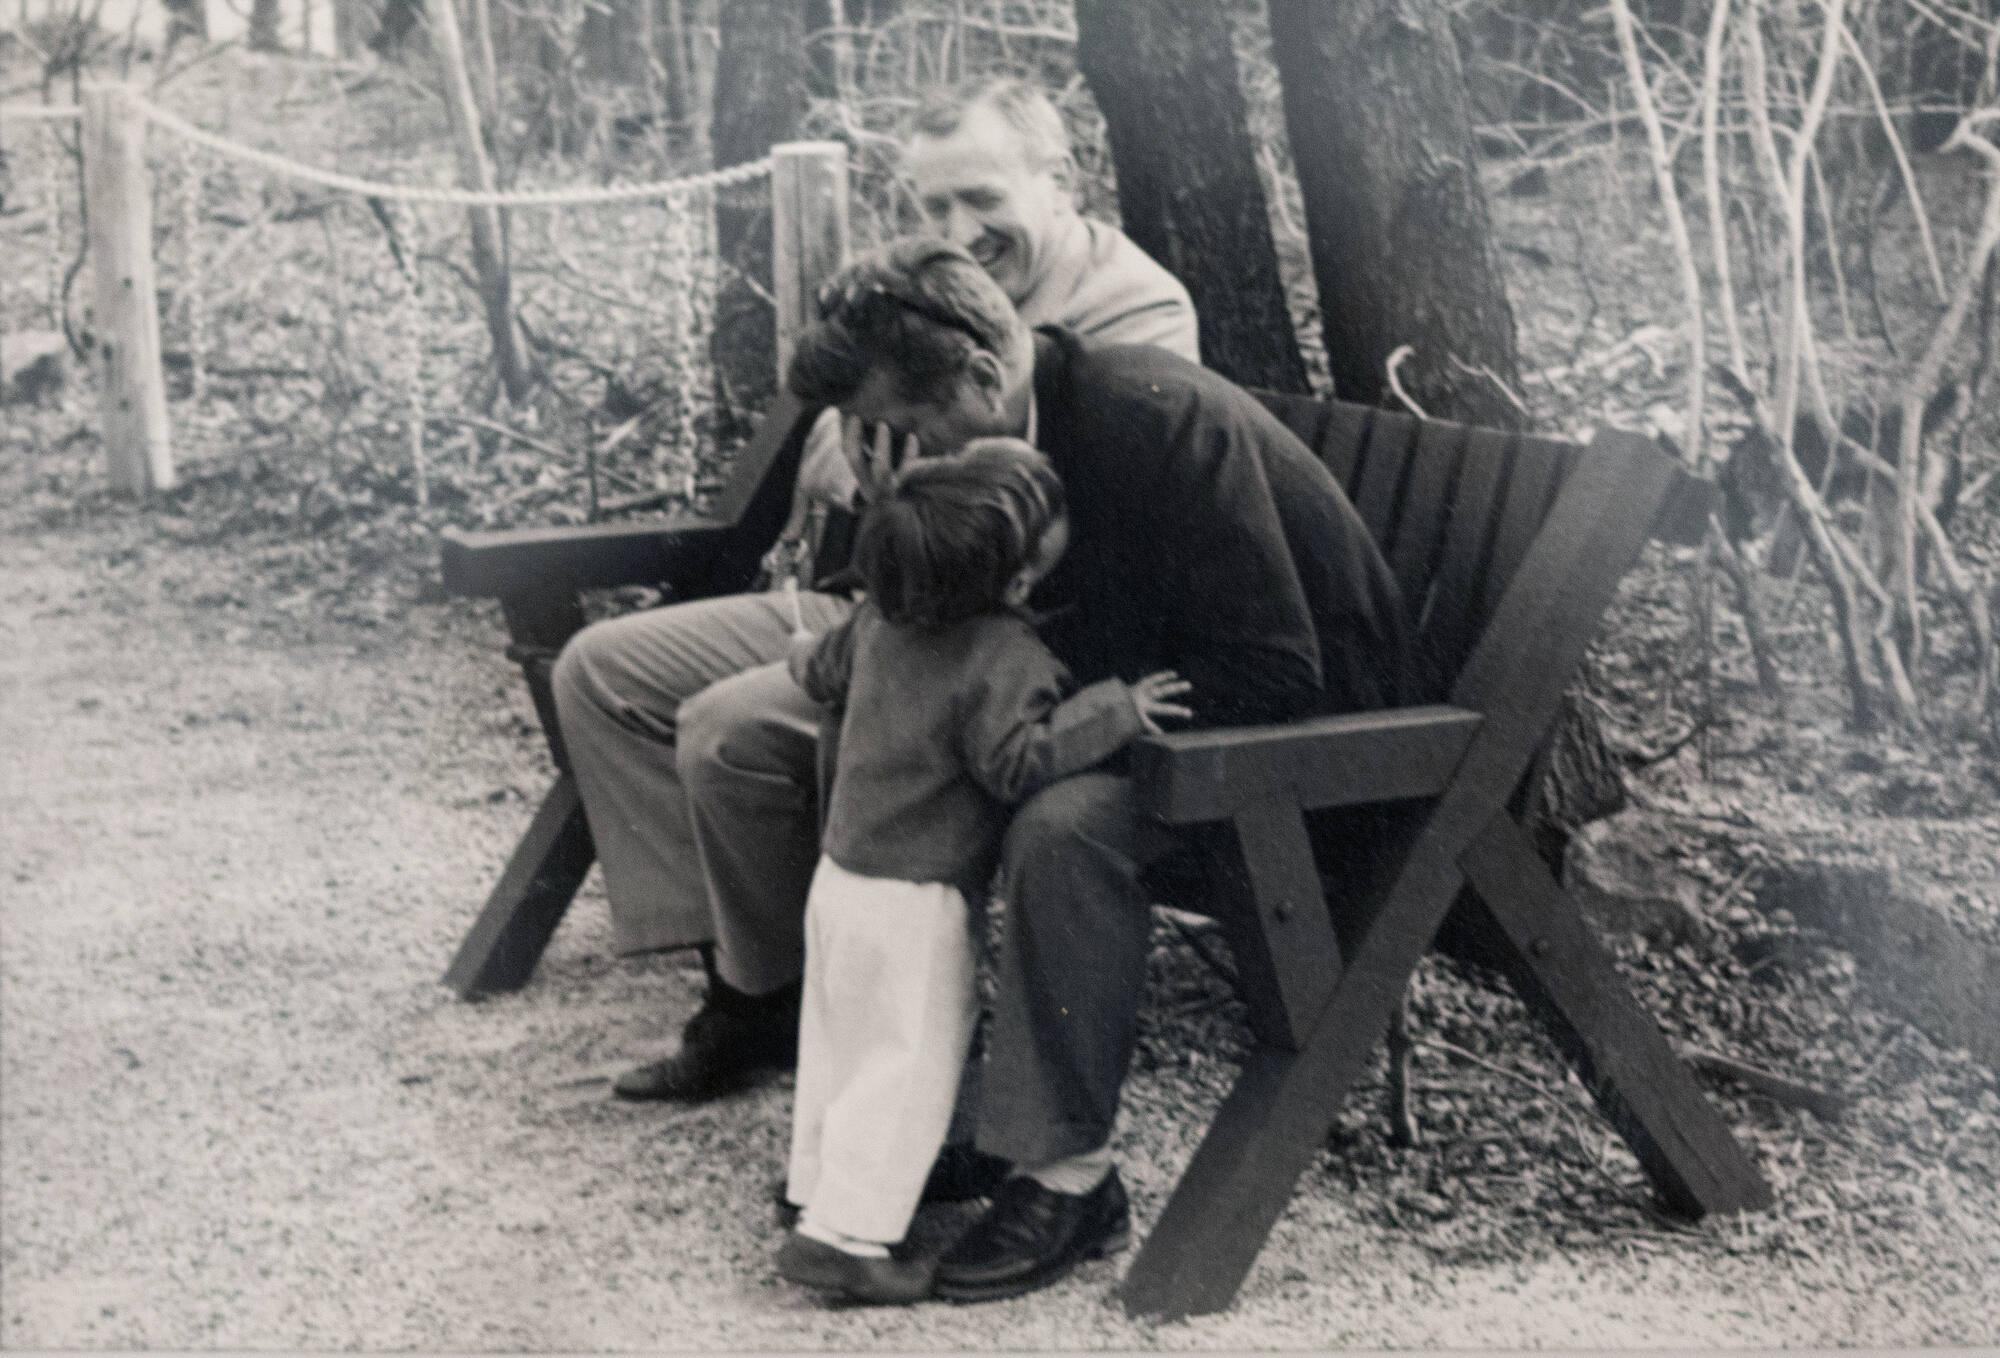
[{"xmin": 436, "ymin": 389, "xmax": 1770, "ymax": 1318}]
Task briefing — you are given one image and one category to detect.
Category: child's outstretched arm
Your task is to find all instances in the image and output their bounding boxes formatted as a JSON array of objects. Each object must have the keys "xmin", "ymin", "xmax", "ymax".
[{"xmin": 963, "ymin": 649, "xmax": 1195, "ymax": 805}]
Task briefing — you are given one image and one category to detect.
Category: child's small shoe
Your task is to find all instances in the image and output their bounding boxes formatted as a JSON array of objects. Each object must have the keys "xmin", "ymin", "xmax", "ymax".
[{"xmin": 775, "ymin": 1231, "xmax": 934, "ymax": 1306}]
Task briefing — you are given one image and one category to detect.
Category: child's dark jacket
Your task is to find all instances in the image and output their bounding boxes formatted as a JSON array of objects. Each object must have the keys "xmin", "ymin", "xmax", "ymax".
[{"xmin": 790, "ymin": 602, "xmax": 1144, "ymax": 896}]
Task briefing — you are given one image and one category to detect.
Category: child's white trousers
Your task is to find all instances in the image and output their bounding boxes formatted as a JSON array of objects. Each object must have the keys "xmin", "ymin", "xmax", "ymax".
[{"xmin": 786, "ymin": 855, "xmax": 978, "ymax": 1245}]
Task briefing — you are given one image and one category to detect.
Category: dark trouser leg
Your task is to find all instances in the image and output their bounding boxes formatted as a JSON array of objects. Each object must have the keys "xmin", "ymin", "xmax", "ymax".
[{"xmin": 975, "ymin": 772, "xmax": 1177, "ymax": 1169}]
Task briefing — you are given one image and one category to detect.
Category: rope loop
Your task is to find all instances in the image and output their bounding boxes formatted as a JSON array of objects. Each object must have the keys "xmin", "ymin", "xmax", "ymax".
[{"xmin": 134, "ymin": 96, "xmax": 774, "ymax": 208}]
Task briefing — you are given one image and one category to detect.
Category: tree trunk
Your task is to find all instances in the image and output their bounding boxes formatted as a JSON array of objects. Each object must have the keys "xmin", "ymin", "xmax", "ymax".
[
  {"xmin": 660, "ymin": 0, "xmax": 692, "ymax": 128},
  {"xmin": 686, "ymin": 0, "xmax": 718, "ymax": 161},
  {"xmin": 331, "ymin": 0, "xmax": 370, "ymax": 57},
  {"xmin": 466, "ymin": 0, "xmax": 499, "ymax": 123},
  {"xmin": 1073, "ymin": 0, "xmax": 1307, "ymax": 393},
  {"xmin": 1270, "ymin": 0, "xmax": 1621, "ymax": 852},
  {"xmin": 248, "ymin": 0, "xmax": 283, "ymax": 50},
  {"xmin": 1901, "ymin": 0, "xmax": 1996, "ymax": 153},
  {"xmin": 1267, "ymin": 0, "xmax": 1524, "ymax": 425},
  {"xmin": 163, "ymin": 0, "xmax": 209, "ymax": 44},
  {"xmin": 580, "ymin": 0, "xmax": 633, "ymax": 79},
  {"xmin": 709, "ymin": 0, "xmax": 808, "ymax": 428},
  {"xmin": 429, "ymin": 0, "xmax": 534, "ymax": 402},
  {"xmin": 369, "ymin": 0, "xmax": 423, "ymax": 58}
]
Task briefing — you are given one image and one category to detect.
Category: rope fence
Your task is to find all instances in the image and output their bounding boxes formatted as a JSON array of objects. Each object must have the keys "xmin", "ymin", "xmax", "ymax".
[
  {"xmin": 0, "ymin": 100, "xmax": 774, "ymax": 202},
  {"xmin": 139, "ymin": 96, "xmax": 772, "ymax": 207},
  {"xmin": 3, "ymin": 82, "xmax": 845, "ymax": 503}
]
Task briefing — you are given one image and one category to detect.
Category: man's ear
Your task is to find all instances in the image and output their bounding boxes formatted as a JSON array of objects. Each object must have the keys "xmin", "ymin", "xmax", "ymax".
[
  {"xmin": 1002, "ymin": 565, "xmax": 1034, "ymax": 609},
  {"xmin": 1047, "ymin": 153, "xmax": 1078, "ymax": 200}
]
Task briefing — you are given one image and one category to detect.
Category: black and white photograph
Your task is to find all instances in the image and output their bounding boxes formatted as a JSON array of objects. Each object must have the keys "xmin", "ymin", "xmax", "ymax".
[{"xmin": 2, "ymin": 0, "xmax": 1998, "ymax": 1347}]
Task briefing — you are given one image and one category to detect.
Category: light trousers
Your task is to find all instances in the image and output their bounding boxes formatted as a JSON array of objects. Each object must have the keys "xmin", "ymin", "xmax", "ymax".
[
  {"xmin": 549, "ymin": 590, "xmax": 854, "ymax": 975},
  {"xmin": 787, "ymin": 857, "xmax": 979, "ymax": 1245}
]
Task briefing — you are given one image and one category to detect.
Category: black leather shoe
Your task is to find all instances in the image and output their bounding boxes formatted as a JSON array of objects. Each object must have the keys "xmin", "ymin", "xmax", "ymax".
[
  {"xmin": 770, "ymin": 1145, "xmax": 1010, "ymax": 1229},
  {"xmin": 922, "ymin": 1144, "xmax": 1012, "ymax": 1203},
  {"xmin": 775, "ymin": 1231, "xmax": 934, "ymax": 1306},
  {"xmin": 614, "ymin": 984, "xmax": 800, "ymax": 1102},
  {"xmin": 933, "ymin": 1169, "xmax": 1130, "ymax": 1303}
]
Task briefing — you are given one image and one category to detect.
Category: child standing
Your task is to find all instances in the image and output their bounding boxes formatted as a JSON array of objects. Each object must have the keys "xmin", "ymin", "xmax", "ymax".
[{"xmin": 774, "ymin": 437, "xmax": 1190, "ymax": 1305}]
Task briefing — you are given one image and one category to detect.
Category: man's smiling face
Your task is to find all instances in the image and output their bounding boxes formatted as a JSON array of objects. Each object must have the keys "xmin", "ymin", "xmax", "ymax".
[{"xmin": 903, "ymin": 103, "xmax": 1072, "ymax": 306}]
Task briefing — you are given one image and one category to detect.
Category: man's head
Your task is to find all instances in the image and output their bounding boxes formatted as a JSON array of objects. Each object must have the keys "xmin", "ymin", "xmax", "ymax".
[
  {"xmin": 854, "ymin": 436, "xmax": 1067, "ymax": 628},
  {"xmin": 787, "ymin": 238, "xmax": 1034, "ymax": 457},
  {"xmin": 903, "ymin": 78, "xmax": 1077, "ymax": 305}
]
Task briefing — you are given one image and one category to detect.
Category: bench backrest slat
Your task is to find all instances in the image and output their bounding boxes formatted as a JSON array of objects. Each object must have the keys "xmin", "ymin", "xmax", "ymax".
[
  {"xmin": 1315, "ymin": 401, "xmax": 1373, "ymax": 489},
  {"xmin": 1416, "ymin": 424, "xmax": 1516, "ymax": 692},
  {"xmin": 1253, "ymin": 393, "xmax": 1605, "ymax": 700},
  {"xmin": 1385, "ymin": 420, "xmax": 1469, "ymax": 629},
  {"xmin": 1478, "ymin": 434, "xmax": 1571, "ymax": 625},
  {"xmin": 1351, "ymin": 408, "xmax": 1420, "ymax": 551}
]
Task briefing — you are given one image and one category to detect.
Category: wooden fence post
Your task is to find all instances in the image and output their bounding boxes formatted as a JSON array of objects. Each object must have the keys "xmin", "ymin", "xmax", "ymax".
[
  {"xmin": 81, "ymin": 83, "xmax": 173, "ymax": 495},
  {"xmin": 770, "ymin": 141, "xmax": 849, "ymax": 382}
]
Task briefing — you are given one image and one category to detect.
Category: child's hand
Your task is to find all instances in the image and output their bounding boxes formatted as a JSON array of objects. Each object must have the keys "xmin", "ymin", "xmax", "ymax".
[{"xmin": 1130, "ymin": 671, "xmax": 1194, "ymax": 735}]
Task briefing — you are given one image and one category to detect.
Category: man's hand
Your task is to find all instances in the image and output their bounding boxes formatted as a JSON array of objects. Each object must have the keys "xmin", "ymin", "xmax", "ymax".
[
  {"xmin": 842, "ymin": 413, "xmax": 922, "ymax": 503},
  {"xmin": 1129, "ymin": 671, "xmax": 1195, "ymax": 736}
]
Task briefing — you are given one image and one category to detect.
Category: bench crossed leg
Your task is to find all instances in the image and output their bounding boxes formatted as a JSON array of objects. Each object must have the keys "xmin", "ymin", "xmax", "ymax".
[
  {"xmin": 442, "ymin": 774, "xmax": 596, "ymax": 997},
  {"xmin": 1119, "ymin": 806, "xmax": 1770, "ymax": 1321},
  {"xmin": 1456, "ymin": 810, "xmax": 1772, "ymax": 1218}
]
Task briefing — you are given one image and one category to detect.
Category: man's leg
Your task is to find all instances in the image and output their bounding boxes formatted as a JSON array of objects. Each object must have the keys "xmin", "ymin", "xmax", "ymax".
[
  {"xmin": 678, "ymin": 659, "xmax": 833, "ymax": 996},
  {"xmin": 551, "ymin": 590, "xmax": 852, "ymax": 955},
  {"xmin": 938, "ymin": 771, "xmax": 1176, "ymax": 1302},
  {"xmin": 611, "ymin": 654, "xmax": 839, "ymax": 1100}
]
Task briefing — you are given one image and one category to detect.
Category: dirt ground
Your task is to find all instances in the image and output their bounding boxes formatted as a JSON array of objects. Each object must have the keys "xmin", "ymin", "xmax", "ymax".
[{"xmin": 5, "ymin": 484, "xmax": 2000, "ymax": 1352}]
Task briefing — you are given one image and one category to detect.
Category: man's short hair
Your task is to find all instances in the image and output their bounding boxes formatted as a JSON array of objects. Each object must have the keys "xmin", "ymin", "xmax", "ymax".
[
  {"xmin": 786, "ymin": 238, "xmax": 1027, "ymax": 407},
  {"xmin": 910, "ymin": 76, "xmax": 1070, "ymax": 171},
  {"xmin": 854, "ymin": 437, "xmax": 1065, "ymax": 630}
]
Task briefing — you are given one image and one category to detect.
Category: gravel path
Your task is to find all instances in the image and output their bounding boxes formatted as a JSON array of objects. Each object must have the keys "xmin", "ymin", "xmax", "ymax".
[{"xmin": 5, "ymin": 517, "xmax": 1998, "ymax": 1351}]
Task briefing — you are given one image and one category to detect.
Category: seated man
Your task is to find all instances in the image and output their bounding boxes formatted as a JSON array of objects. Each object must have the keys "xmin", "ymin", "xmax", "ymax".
[
  {"xmin": 757, "ymin": 238, "xmax": 1412, "ymax": 1302},
  {"xmin": 552, "ymin": 76, "xmax": 1198, "ymax": 1098}
]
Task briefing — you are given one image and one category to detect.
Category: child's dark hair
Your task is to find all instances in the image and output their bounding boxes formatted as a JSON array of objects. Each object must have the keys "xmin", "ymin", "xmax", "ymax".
[{"xmin": 854, "ymin": 437, "xmax": 1065, "ymax": 629}]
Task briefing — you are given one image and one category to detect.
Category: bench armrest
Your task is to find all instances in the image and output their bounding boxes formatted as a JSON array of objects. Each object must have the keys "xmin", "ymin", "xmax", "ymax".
[
  {"xmin": 1132, "ymin": 705, "xmax": 1484, "ymax": 825},
  {"xmin": 439, "ymin": 513, "xmax": 735, "ymax": 599},
  {"xmin": 437, "ymin": 394, "xmax": 826, "ymax": 603}
]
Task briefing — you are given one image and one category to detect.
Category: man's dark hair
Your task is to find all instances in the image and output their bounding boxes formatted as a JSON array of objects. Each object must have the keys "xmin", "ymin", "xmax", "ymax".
[
  {"xmin": 854, "ymin": 437, "xmax": 1065, "ymax": 630},
  {"xmin": 786, "ymin": 238, "xmax": 1026, "ymax": 408}
]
